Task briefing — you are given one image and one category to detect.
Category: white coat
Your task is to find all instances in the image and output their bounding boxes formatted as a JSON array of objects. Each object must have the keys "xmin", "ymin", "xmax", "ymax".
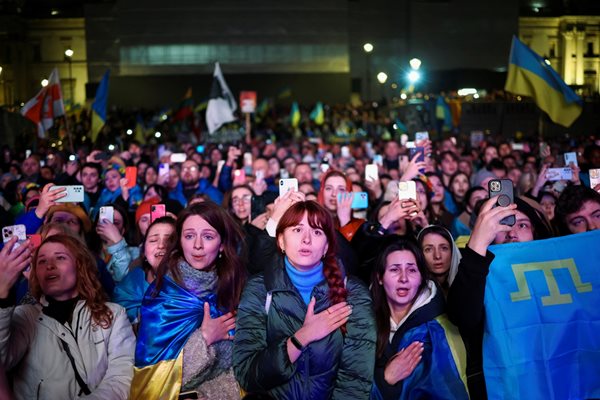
[{"xmin": 0, "ymin": 299, "xmax": 135, "ymax": 400}]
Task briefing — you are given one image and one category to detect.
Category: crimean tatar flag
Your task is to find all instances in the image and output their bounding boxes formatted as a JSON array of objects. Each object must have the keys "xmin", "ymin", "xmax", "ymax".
[
  {"xmin": 484, "ymin": 230, "xmax": 600, "ymax": 399},
  {"xmin": 206, "ymin": 62, "xmax": 237, "ymax": 134},
  {"xmin": 21, "ymin": 68, "xmax": 65, "ymax": 138},
  {"xmin": 504, "ymin": 36, "xmax": 583, "ymax": 127}
]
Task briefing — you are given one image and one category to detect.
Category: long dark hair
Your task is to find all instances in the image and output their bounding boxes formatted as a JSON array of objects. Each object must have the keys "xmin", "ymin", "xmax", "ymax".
[
  {"xmin": 154, "ymin": 202, "xmax": 247, "ymax": 311},
  {"xmin": 370, "ymin": 240, "xmax": 428, "ymax": 357},
  {"xmin": 276, "ymin": 201, "xmax": 348, "ymax": 313}
]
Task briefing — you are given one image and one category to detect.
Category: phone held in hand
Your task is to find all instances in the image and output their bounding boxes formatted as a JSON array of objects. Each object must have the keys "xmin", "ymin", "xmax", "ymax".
[
  {"xmin": 279, "ymin": 178, "xmax": 298, "ymax": 197},
  {"xmin": 151, "ymin": 204, "xmax": 166, "ymax": 222},
  {"xmin": 488, "ymin": 179, "xmax": 515, "ymax": 226},
  {"xmin": 365, "ymin": 164, "xmax": 378, "ymax": 182},
  {"xmin": 99, "ymin": 206, "xmax": 114, "ymax": 224},
  {"xmin": 590, "ymin": 168, "xmax": 600, "ymax": 189},
  {"xmin": 125, "ymin": 167, "xmax": 137, "ymax": 188},
  {"xmin": 337, "ymin": 192, "xmax": 368, "ymax": 209},
  {"xmin": 50, "ymin": 185, "xmax": 84, "ymax": 203},
  {"xmin": 398, "ymin": 181, "xmax": 417, "ymax": 201},
  {"xmin": 546, "ymin": 168, "xmax": 573, "ymax": 181},
  {"xmin": 2, "ymin": 224, "xmax": 27, "ymax": 251}
]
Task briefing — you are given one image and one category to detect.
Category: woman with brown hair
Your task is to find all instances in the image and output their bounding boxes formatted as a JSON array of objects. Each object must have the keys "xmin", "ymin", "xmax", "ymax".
[
  {"xmin": 317, "ymin": 169, "xmax": 365, "ymax": 241},
  {"xmin": 233, "ymin": 200, "xmax": 376, "ymax": 399},
  {"xmin": 0, "ymin": 234, "xmax": 135, "ymax": 400},
  {"xmin": 132, "ymin": 202, "xmax": 247, "ymax": 400}
]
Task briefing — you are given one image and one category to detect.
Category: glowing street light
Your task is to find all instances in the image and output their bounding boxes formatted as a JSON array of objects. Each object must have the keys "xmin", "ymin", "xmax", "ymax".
[
  {"xmin": 64, "ymin": 48, "xmax": 74, "ymax": 108},
  {"xmin": 377, "ymin": 72, "xmax": 388, "ymax": 84},
  {"xmin": 41, "ymin": 79, "xmax": 49, "ymax": 87},
  {"xmin": 407, "ymin": 70, "xmax": 420, "ymax": 83},
  {"xmin": 409, "ymin": 58, "xmax": 422, "ymax": 70},
  {"xmin": 363, "ymin": 43, "xmax": 374, "ymax": 101}
]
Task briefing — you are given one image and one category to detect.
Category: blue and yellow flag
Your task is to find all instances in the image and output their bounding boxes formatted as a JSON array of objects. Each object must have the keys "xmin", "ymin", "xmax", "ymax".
[
  {"xmin": 505, "ymin": 36, "xmax": 583, "ymax": 127},
  {"xmin": 131, "ymin": 276, "xmax": 223, "ymax": 400},
  {"xmin": 309, "ymin": 101, "xmax": 324, "ymax": 125},
  {"xmin": 435, "ymin": 96, "xmax": 452, "ymax": 132},
  {"xmin": 484, "ymin": 230, "xmax": 600, "ymax": 399},
  {"xmin": 91, "ymin": 69, "xmax": 110, "ymax": 143},
  {"xmin": 290, "ymin": 101, "xmax": 301, "ymax": 128}
]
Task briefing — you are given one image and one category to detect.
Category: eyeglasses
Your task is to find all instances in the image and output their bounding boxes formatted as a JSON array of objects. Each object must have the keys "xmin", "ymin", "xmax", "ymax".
[
  {"xmin": 182, "ymin": 166, "xmax": 198, "ymax": 172},
  {"xmin": 232, "ymin": 195, "xmax": 252, "ymax": 206}
]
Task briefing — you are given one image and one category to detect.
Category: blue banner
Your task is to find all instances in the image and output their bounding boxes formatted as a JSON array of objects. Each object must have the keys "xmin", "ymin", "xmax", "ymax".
[{"xmin": 484, "ymin": 230, "xmax": 600, "ymax": 399}]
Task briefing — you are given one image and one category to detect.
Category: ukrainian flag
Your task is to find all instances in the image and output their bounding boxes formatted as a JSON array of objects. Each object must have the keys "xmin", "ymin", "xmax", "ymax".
[
  {"xmin": 91, "ymin": 69, "xmax": 110, "ymax": 143},
  {"xmin": 290, "ymin": 101, "xmax": 301, "ymax": 128},
  {"xmin": 505, "ymin": 36, "xmax": 583, "ymax": 127},
  {"xmin": 131, "ymin": 276, "xmax": 224, "ymax": 400},
  {"xmin": 309, "ymin": 101, "xmax": 324, "ymax": 125},
  {"xmin": 484, "ymin": 230, "xmax": 600, "ymax": 399}
]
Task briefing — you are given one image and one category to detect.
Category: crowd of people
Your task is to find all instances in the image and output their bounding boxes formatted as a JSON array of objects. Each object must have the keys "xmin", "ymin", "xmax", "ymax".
[{"xmin": 0, "ymin": 126, "xmax": 599, "ymax": 399}]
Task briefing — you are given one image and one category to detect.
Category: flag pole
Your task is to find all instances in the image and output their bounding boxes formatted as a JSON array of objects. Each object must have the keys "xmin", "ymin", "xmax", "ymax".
[
  {"xmin": 245, "ymin": 113, "xmax": 251, "ymax": 145},
  {"xmin": 63, "ymin": 115, "xmax": 74, "ymax": 154}
]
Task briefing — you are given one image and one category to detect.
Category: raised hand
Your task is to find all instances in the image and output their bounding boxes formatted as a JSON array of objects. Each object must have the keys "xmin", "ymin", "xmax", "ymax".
[
  {"xmin": 379, "ymin": 198, "xmax": 420, "ymax": 230},
  {"xmin": 467, "ymin": 197, "xmax": 517, "ymax": 256},
  {"xmin": 250, "ymin": 212, "xmax": 270, "ymax": 230},
  {"xmin": 384, "ymin": 341, "xmax": 424, "ymax": 385},
  {"xmin": 336, "ymin": 192, "xmax": 354, "ymax": 227},
  {"xmin": 96, "ymin": 219, "xmax": 123, "ymax": 246},
  {"xmin": 400, "ymin": 154, "xmax": 427, "ymax": 182},
  {"xmin": 36, "ymin": 183, "xmax": 67, "ymax": 219},
  {"xmin": 270, "ymin": 190, "xmax": 305, "ymax": 225},
  {"xmin": 0, "ymin": 237, "xmax": 32, "ymax": 298},
  {"xmin": 119, "ymin": 178, "xmax": 130, "ymax": 201},
  {"xmin": 200, "ymin": 302, "xmax": 236, "ymax": 346}
]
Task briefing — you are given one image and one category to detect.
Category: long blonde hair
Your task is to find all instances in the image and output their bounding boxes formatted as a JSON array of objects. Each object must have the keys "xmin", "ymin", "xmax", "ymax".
[{"xmin": 30, "ymin": 234, "xmax": 113, "ymax": 328}]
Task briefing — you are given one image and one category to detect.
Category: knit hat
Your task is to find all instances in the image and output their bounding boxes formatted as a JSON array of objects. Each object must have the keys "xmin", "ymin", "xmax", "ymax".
[
  {"xmin": 46, "ymin": 204, "xmax": 92, "ymax": 233},
  {"xmin": 135, "ymin": 197, "xmax": 160, "ymax": 225}
]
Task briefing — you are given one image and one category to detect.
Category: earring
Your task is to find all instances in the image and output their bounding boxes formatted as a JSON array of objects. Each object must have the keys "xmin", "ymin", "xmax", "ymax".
[
  {"xmin": 219, "ymin": 252, "xmax": 223, "ymax": 259},
  {"xmin": 281, "ymin": 249, "xmax": 285, "ymax": 255}
]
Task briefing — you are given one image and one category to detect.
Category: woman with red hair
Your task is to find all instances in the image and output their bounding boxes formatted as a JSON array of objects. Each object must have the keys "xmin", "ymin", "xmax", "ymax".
[
  {"xmin": 233, "ymin": 200, "xmax": 376, "ymax": 399},
  {"xmin": 317, "ymin": 170, "xmax": 365, "ymax": 241}
]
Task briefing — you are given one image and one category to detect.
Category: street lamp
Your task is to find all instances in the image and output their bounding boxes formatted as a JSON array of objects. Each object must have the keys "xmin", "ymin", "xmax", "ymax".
[
  {"xmin": 64, "ymin": 48, "xmax": 74, "ymax": 109},
  {"xmin": 409, "ymin": 58, "xmax": 422, "ymax": 70},
  {"xmin": 363, "ymin": 43, "xmax": 373, "ymax": 101},
  {"xmin": 377, "ymin": 72, "xmax": 388, "ymax": 101},
  {"xmin": 407, "ymin": 70, "xmax": 420, "ymax": 83}
]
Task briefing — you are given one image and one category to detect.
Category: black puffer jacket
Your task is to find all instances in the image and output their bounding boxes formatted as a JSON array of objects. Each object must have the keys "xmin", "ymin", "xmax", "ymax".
[{"xmin": 233, "ymin": 244, "xmax": 376, "ymax": 399}]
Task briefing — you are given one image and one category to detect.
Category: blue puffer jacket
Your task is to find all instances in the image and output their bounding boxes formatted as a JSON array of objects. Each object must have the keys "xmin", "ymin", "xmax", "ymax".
[{"xmin": 233, "ymin": 251, "xmax": 376, "ymax": 400}]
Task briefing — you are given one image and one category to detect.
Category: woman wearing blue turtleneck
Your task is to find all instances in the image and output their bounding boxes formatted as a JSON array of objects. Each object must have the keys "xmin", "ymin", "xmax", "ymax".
[{"xmin": 234, "ymin": 200, "xmax": 376, "ymax": 400}]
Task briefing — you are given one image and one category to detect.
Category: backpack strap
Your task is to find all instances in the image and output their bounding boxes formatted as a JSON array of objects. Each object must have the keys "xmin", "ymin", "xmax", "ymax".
[{"xmin": 60, "ymin": 339, "xmax": 92, "ymax": 396}]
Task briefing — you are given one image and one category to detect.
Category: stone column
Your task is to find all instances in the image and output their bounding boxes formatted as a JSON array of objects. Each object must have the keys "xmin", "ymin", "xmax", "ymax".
[
  {"xmin": 562, "ymin": 31, "xmax": 574, "ymax": 84},
  {"xmin": 575, "ymin": 30, "xmax": 586, "ymax": 85}
]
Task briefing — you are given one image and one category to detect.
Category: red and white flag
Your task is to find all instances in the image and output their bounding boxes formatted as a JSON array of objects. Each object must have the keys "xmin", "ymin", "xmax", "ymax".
[{"xmin": 21, "ymin": 68, "xmax": 66, "ymax": 138}]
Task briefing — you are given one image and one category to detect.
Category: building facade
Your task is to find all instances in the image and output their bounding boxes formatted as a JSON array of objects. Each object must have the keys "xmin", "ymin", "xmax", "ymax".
[
  {"xmin": 0, "ymin": 16, "xmax": 88, "ymax": 108},
  {"xmin": 519, "ymin": 15, "xmax": 600, "ymax": 95}
]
